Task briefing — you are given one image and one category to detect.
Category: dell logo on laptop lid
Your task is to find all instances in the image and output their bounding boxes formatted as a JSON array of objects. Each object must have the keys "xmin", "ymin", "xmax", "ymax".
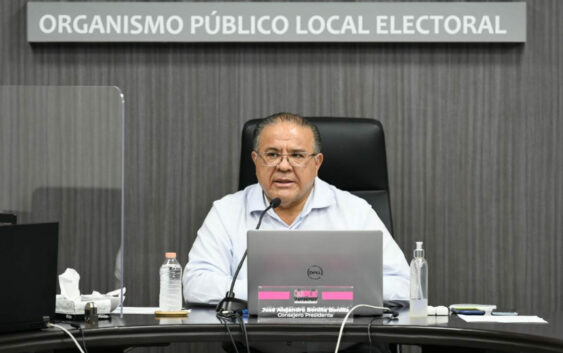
[{"xmin": 307, "ymin": 265, "xmax": 323, "ymax": 280}]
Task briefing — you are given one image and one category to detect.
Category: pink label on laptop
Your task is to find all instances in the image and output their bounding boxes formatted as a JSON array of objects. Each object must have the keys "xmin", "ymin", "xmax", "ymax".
[
  {"xmin": 294, "ymin": 290, "xmax": 318, "ymax": 298},
  {"xmin": 257, "ymin": 285, "xmax": 353, "ymax": 322},
  {"xmin": 321, "ymin": 291, "xmax": 354, "ymax": 301},
  {"xmin": 258, "ymin": 291, "xmax": 291, "ymax": 300}
]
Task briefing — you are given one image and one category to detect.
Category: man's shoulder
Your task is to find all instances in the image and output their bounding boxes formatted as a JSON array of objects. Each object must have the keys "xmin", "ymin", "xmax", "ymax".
[
  {"xmin": 211, "ymin": 183, "xmax": 259, "ymax": 211},
  {"xmin": 316, "ymin": 178, "xmax": 371, "ymax": 210}
]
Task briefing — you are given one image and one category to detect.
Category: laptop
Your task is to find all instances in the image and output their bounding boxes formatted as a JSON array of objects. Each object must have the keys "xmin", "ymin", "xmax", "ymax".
[
  {"xmin": 247, "ymin": 230, "xmax": 383, "ymax": 316},
  {"xmin": 0, "ymin": 223, "xmax": 59, "ymax": 332}
]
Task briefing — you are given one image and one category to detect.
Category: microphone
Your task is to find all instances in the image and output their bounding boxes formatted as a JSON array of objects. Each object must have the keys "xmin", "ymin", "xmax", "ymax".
[
  {"xmin": 256, "ymin": 197, "xmax": 281, "ymax": 230},
  {"xmin": 216, "ymin": 197, "xmax": 281, "ymax": 317}
]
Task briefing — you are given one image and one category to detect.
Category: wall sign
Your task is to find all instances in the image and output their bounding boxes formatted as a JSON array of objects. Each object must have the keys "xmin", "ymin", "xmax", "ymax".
[{"xmin": 27, "ymin": 2, "xmax": 526, "ymax": 43}]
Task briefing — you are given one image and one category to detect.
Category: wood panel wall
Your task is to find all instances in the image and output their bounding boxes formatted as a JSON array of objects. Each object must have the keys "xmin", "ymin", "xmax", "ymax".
[{"xmin": 1, "ymin": 1, "xmax": 561, "ymax": 352}]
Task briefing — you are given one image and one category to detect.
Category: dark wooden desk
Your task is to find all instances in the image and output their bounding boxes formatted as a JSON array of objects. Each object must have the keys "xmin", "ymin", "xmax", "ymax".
[{"xmin": 1, "ymin": 309, "xmax": 562, "ymax": 353}]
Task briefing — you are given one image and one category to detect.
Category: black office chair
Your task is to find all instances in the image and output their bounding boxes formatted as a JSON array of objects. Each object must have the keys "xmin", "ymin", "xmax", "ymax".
[
  {"xmin": 238, "ymin": 117, "xmax": 394, "ymax": 235},
  {"xmin": 0, "ymin": 213, "xmax": 17, "ymax": 226}
]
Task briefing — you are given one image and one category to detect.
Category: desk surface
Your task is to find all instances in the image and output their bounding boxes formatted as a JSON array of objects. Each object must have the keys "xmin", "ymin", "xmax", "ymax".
[{"xmin": 1, "ymin": 308, "xmax": 562, "ymax": 353}]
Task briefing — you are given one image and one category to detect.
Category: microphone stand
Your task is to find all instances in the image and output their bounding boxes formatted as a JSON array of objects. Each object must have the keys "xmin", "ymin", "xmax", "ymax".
[{"xmin": 216, "ymin": 197, "xmax": 281, "ymax": 318}]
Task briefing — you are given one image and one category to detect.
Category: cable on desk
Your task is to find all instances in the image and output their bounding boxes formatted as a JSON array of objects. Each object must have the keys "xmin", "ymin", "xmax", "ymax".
[
  {"xmin": 236, "ymin": 313, "xmax": 251, "ymax": 353},
  {"xmin": 78, "ymin": 326, "xmax": 90, "ymax": 353},
  {"xmin": 367, "ymin": 317, "xmax": 378, "ymax": 353},
  {"xmin": 368, "ymin": 315, "xmax": 398, "ymax": 353},
  {"xmin": 52, "ymin": 319, "xmax": 89, "ymax": 352},
  {"xmin": 47, "ymin": 323, "xmax": 86, "ymax": 353},
  {"xmin": 333, "ymin": 304, "xmax": 391, "ymax": 353},
  {"xmin": 218, "ymin": 316, "xmax": 241, "ymax": 353}
]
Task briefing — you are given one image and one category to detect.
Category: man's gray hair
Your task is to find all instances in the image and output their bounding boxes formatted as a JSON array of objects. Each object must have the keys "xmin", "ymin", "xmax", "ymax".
[{"xmin": 252, "ymin": 113, "xmax": 322, "ymax": 153}]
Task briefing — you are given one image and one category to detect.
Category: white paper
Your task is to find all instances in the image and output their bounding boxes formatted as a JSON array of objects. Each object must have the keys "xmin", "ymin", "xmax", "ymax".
[
  {"xmin": 111, "ymin": 306, "xmax": 161, "ymax": 314},
  {"xmin": 458, "ymin": 315, "xmax": 547, "ymax": 323}
]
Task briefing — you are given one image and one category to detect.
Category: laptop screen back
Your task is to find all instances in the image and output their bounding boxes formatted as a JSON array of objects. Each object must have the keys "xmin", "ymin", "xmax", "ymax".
[
  {"xmin": 0, "ymin": 223, "xmax": 58, "ymax": 332},
  {"xmin": 247, "ymin": 230, "xmax": 383, "ymax": 316}
]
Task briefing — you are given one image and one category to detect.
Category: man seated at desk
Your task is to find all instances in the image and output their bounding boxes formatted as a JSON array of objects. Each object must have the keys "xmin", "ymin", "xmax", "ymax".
[{"xmin": 183, "ymin": 112, "xmax": 409, "ymax": 304}]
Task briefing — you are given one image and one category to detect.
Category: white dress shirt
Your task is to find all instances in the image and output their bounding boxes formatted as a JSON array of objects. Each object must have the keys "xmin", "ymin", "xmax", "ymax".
[{"xmin": 183, "ymin": 177, "xmax": 410, "ymax": 304}]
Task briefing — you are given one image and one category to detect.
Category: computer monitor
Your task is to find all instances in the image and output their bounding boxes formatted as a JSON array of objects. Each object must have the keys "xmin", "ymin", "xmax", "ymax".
[{"xmin": 0, "ymin": 223, "xmax": 58, "ymax": 332}]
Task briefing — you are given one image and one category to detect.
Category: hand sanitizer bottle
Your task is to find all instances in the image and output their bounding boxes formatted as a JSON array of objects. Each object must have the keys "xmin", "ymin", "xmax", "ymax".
[{"xmin": 410, "ymin": 241, "xmax": 428, "ymax": 317}]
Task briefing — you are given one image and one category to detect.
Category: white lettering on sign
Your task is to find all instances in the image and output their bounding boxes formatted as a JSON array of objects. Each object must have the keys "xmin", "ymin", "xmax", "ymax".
[
  {"xmin": 189, "ymin": 13, "xmax": 290, "ymax": 35},
  {"xmin": 38, "ymin": 14, "xmax": 184, "ymax": 35},
  {"xmin": 35, "ymin": 13, "xmax": 510, "ymax": 38},
  {"xmin": 374, "ymin": 15, "xmax": 507, "ymax": 35},
  {"xmin": 295, "ymin": 15, "xmax": 369, "ymax": 35}
]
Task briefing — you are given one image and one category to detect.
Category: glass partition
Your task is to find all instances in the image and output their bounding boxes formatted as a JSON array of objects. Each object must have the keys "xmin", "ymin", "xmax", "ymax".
[{"xmin": 0, "ymin": 86, "xmax": 124, "ymax": 312}]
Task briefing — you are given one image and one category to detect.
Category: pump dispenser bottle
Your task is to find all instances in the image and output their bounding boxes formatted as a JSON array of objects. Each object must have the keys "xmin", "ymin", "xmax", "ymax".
[{"xmin": 410, "ymin": 241, "xmax": 428, "ymax": 317}]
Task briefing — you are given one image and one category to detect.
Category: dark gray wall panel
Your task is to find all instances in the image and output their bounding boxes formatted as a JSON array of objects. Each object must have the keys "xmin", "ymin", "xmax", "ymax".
[{"xmin": 1, "ymin": 2, "xmax": 562, "ymax": 352}]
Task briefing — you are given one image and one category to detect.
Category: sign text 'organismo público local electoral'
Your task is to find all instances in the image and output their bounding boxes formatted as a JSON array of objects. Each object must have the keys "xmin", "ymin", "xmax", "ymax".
[{"xmin": 27, "ymin": 2, "xmax": 526, "ymax": 43}]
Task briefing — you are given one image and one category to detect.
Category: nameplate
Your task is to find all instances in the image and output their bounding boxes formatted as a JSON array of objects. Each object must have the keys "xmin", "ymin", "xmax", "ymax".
[
  {"xmin": 257, "ymin": 285, "xmax": 353, "ymax": 323},
  {"xmin": 27, "ymin": 2, "xmax": 526, "ymax": 43}
]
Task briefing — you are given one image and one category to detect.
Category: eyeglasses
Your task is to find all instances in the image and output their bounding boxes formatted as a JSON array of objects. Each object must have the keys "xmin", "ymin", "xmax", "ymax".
[{"xmin": 255, "ymin": 151, "xmax": 318, "ymax": 167}]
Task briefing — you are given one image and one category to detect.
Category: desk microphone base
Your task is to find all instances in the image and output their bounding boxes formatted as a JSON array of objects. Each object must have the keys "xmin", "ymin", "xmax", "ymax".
[{"xmin": 216, "ymin": 297, "xmax": 248, "ymax": 317}]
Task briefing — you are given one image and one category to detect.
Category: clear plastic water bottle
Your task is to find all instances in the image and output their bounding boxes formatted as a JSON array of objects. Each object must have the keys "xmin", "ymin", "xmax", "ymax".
[
  {"xmin": 410, "ymin": 241, "xmax": 428, "ymax": 317},
  {"xmin": 159, "ymin": 252, "xmax": 183, "ymax": 311}
]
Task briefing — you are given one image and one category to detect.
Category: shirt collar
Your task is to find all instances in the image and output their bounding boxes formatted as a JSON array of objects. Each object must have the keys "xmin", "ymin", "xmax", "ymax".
[{"xmin": 247, "ymin": 177, "xmax": 335, "ymax": 215}]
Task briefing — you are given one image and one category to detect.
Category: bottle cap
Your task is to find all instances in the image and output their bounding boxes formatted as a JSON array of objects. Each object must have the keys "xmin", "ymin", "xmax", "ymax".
[
  {"xmin": 414, "ymin": 241, "xmax": 425, "ymax": 258},
  {"xmin": 165, "ymin": 252, "xmax": 176, "ymax": 258}
]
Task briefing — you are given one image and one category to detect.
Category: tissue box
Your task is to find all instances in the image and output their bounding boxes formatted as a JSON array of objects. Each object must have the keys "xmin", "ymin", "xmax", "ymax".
[
  {"xmin": 56, "ymin": 295, "xmax": 112, "ymax": 315},
  {"xmin": 56, "ymin": 268, "xmax": 125, "ymax": 318}
]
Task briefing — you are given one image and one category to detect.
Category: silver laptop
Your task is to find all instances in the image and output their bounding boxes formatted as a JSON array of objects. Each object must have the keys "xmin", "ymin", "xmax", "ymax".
[{"xmin": 247, "ymin": 230, "xmax": 383, "ymax": 316}]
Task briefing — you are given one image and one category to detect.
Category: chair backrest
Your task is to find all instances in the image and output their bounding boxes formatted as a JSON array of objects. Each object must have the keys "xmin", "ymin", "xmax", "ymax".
[{"xmin": 238, "ymin": 117, "xmax": 394, "ymax": 235}]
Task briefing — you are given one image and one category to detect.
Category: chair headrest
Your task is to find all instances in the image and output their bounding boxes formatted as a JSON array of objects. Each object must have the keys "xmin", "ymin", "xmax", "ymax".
[{"xmin": 239, "ymin": 117, "xmax": 390, "ymax": 192}]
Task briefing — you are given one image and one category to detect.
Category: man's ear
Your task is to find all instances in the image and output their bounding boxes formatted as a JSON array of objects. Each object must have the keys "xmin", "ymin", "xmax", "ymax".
[
  {"xmin": 314, "ymin": 153, "xmax": 323, "ymax": 173},
  {"xmin": 251, "ymin": 151, "xmax": 258, "ymax": 166}
]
